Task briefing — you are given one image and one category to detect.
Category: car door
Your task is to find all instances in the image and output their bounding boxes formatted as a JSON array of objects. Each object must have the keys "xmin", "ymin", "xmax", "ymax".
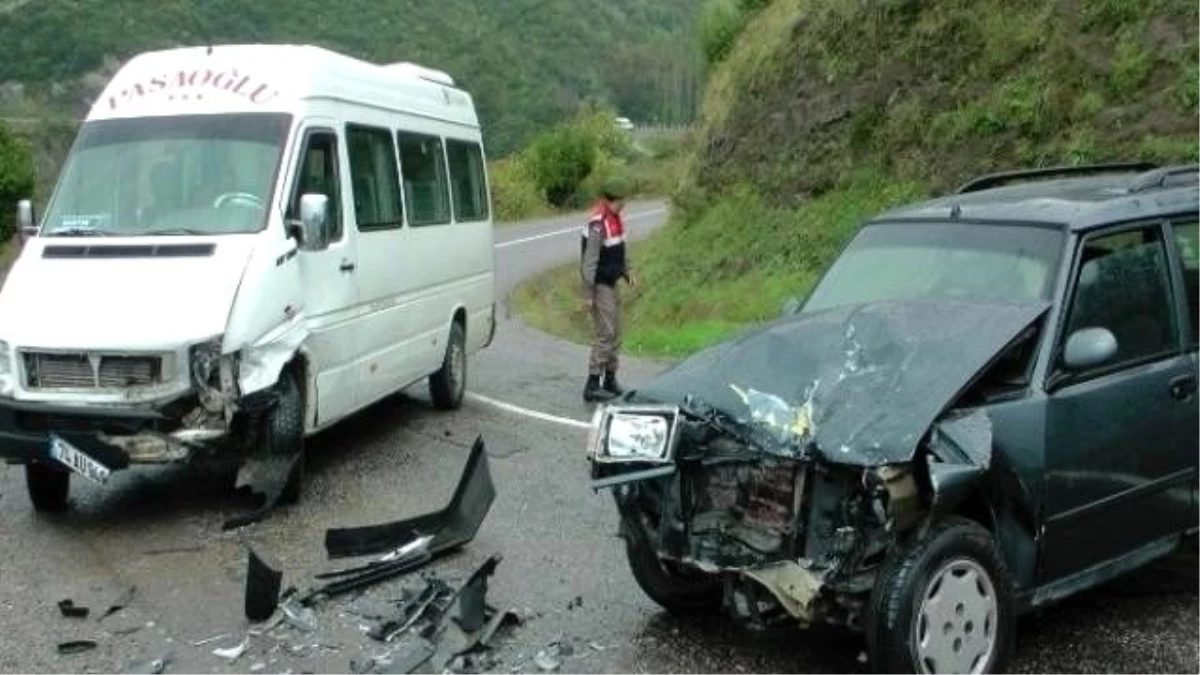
[
  {"xmin": 1166, "ymin": 217, "xmax": 1200, "ymax": 532},
  {"xmin": 284, "ymin": 120, "xmax": 361, "ymax": 426},
  {"xmin": 1040, "ymin": 220, "xmax": 1196, "ymax": 582}
]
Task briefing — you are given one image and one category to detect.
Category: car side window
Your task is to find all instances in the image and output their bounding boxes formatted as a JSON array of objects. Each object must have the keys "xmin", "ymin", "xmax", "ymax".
[
  {"xmin": 285, "ymin": 130, "xmax": 342, "ymax": 245},
  {"xmin": 1062, "ymin": 225, "xmax": 1178, "ymax": 368},
  {"xmin": 347, "ymin": 125, "xmax": 404, "ymax": 231},
  {"xmin": 1171, "ymin": 219, "xmax": 1199, "ymax": 347}
]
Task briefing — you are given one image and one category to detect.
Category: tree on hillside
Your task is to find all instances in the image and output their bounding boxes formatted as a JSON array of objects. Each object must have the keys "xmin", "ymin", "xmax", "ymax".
[{"xmin": 0, "ymin": 122, "xmax": 36, "ymax": 241}]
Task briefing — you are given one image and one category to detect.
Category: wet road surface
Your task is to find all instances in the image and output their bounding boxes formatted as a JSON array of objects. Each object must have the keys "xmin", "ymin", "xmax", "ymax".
[{"xmin": 0, "ymin": 202, "xmax": 1196, "ymax": 674}]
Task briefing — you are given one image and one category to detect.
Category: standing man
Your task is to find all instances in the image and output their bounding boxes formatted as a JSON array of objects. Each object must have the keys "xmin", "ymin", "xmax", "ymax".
[{"xmin": 580, "ymin": 177, "xmax": 636, "ymax": 402}]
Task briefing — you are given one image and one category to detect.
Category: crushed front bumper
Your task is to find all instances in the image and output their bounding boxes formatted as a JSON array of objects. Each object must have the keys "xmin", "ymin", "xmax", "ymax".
[{"xmin": 0, "ymin": 395, "xmax": 226, "ymax": 469}]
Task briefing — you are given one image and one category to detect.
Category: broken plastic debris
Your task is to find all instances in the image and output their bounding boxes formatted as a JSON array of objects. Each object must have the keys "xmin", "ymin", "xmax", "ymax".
[
  {"xmin": 243, "ymin": 535, "xmax": 284, "ymax": 622},
  {"xmin": 223, "ymin": 450, "xmax": 303, "ymax": 530},
  {"xmin": 100, "ymin": 585, "xmax": 137, "ymax": 620},
  {"xmin": 123, "ymin": 656, "xmax": 170, "ymax": 675},
  {"xmin": 250, "ymin": 662, "xmax": 266, "ymax": 672},
  {"xmin": 533, "ymin": 648, "xmax": 560, "ymax": 672},
  {"xmin": 57, "ymin": 640, "xmax": 98, "ymax": 656},
  {"xmin": 281, "ymin": 595, "xmax": 317, "ymax": 632},
  {"xmin": 190, "ymin": 629, "xmax": 230, "ymax": 643},
  {"xmin": 58, "ymin": 599, "xmax": 90, "ymax": 619},
  {"xmin": 212, "ymin": 639, "xmax": 248, "ymax": 662},
  {"xmin": 588, "ymin": 641, "xmax": 605, "ymax": 652},
  {"xmin": 325, "ymin": 437, "xmax": 495, "ymax": 559}
]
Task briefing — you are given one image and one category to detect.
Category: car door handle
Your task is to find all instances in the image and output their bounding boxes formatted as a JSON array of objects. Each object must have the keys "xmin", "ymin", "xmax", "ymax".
[
  {"xmin": 1169, "ymin": 374, "xmax": 1197, "ymax": 401},
  {"xmin": 339, "ymin": 260, "xmax": 356, "ymax": 273}
]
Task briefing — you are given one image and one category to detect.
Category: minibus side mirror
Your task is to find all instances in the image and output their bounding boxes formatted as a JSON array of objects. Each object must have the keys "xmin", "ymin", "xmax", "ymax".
[
  {"xmin": 297, "ymin": 193, "xmax": 329, "ymax": 250},
  {"xmin": 16, "ymin": 199, "xmax": 37, "ymax": 241}
]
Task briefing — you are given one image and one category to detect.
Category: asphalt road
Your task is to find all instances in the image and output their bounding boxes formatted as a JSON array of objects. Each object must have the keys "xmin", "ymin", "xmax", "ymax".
[{"xmin": 0, "ymin": 202, "xmax": 1195, "ymax": 675}]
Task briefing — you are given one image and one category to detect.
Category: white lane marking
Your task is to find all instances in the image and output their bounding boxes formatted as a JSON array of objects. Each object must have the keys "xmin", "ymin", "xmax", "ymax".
[
  {"xmin": 493, "ymin": 207, "xmax": 667, "ymax": 250},
  {"xmin": 466, "ymin": 391, "xmax": 591, "ymax": 430}
]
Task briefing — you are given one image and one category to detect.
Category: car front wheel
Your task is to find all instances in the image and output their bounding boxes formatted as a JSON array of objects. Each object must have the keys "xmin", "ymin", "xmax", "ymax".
[
  {"xmin": 624, "ymin": 520, "xmax": 722, "ymax": 615},
  {"xmin": 867, "ymin": 516, "xmax": 1015, "ymax": 674}
]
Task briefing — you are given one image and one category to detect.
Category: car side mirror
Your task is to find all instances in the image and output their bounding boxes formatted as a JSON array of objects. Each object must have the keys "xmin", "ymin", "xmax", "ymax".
[
  {"xmin": 1063, "ymin": 327, "xmax": 1118, "ymax": 371},
  {"xmin": 16, "ymin": 199, "xmax": 37, "ymax": 240},
  {"xmin": 296, "ymin": 193, "xmax": 329, "ymax": 250}
]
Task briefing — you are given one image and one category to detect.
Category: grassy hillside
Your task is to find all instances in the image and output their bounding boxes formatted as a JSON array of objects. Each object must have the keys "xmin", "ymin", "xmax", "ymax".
[
  {"xmin": 514, "ymin": 0, "xmax": 1199, "ymax": 357},
  {"xmin": 0, "ymin": 0, "xmax": 700, "ymax": 157}
]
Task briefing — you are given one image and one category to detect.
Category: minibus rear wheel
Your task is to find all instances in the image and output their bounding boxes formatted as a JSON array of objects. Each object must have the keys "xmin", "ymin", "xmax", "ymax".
[{"xmin": 430, "ymin": 322, "xmax": 467, "ymax": 410}]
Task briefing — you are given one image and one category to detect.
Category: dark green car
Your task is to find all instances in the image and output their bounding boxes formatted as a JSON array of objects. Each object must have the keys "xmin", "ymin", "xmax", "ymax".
[{"xmin": 587, "ymin": 163, "xmax": 1199, "ymax": 674}]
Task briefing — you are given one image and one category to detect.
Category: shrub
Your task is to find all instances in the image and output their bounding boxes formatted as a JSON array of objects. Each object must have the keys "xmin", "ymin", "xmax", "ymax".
[
  {"xmin": 0, "ymin": 122, "xmax": 36, "ymax": 242},
  {"xmin": 699, "ymin": 0, "xmax": 747, "ymax": 68},
  {"xmin": 526, "ymin": 125, "xmax": 598, "ymax": 208},
  {"xmin": 489, "ymin": 155, "xmax": 549, "ymax": 222}
]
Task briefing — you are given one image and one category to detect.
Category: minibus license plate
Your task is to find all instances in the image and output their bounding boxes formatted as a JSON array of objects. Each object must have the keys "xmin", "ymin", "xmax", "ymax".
[{"xmin": 49, "ymin": 435, "xmax": 111, "ymax": 485}]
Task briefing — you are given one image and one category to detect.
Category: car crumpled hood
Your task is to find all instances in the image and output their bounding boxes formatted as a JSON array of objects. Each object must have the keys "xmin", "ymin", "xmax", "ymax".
[
  {"xmin": 0, "ymin": 237, "xmax": 257, "ymax": 351},
  {"xmin": 632, "ymin": 298, "xmax": 1050, "ymax": 467}
]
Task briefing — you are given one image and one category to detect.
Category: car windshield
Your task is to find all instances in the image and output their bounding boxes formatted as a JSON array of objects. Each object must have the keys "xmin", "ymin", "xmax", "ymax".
[
  {"xmin": 803, "ymin": 221, "xmax": 1065, "ymax": 313},
  {"xmin": 41, "ymin": 113, "xmax": 292, "ymax": 237}
]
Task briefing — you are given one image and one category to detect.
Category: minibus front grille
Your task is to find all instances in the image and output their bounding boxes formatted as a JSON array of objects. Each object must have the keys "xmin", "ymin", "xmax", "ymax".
[{"xmin": 23, "ymin": 352, "xmax": 163, "ymax": 389}]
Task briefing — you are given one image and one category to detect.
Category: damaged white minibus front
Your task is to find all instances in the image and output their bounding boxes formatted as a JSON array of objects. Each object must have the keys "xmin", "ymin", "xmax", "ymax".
[{"xmin": 0, "ymin": 49, "xmax": 323, "ymax": 512}]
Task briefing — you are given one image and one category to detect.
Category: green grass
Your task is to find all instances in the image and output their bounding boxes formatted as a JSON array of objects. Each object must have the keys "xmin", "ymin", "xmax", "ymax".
[{"xmin": 513, "ymin": 171, "xmax": 927, "ymax": 358}]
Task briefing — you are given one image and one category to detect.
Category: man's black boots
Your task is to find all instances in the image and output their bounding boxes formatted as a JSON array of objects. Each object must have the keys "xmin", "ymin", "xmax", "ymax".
[
  {"xmin": 584, "ymin": 374, "xmax": 615, "ymax": 403},
  {"xmin": 603, "ymin": 370, "xmax": 624, "ymax": 396}
]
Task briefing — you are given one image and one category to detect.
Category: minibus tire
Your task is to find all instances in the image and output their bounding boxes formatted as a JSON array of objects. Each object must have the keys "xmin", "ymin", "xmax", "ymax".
[
  {"xmin": 267, "ymin": 371, "xmax": 305, "ymax": 504},
  {"xmin": 26, "ymin": 461, "xmax": 70, "ymax": 512},
  {"xmin": 430, "ymin": 322, "xmax": 466, "ymax": 410}
]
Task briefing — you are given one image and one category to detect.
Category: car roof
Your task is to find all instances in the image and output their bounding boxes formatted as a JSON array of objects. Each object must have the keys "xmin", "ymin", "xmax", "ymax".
[{"xmin": 870, "ymin": 164, "xmax": 1199, "ymax": 232}]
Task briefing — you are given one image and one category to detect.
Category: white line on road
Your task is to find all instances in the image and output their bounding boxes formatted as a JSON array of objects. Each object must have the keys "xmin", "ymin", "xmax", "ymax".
[
  {"xmin": 466, "ymin": 391, "xmax": 592, "ymax": 430},
  {"xmin": 493, "ymin": 207, "xmax": 667, "ymax": 250}
]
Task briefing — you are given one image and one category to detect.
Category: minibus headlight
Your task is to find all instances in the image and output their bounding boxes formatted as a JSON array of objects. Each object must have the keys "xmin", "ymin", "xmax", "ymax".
[{"xmin": 190, "ymin": 336, "xmax": 224, "ymax": 386}]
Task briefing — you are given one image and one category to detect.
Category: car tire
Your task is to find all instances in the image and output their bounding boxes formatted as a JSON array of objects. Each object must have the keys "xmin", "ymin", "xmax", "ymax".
[
  {"xmin": 26, "ymin": 461, "xmax": 70, "ymax": 512},
  {"xmin": 624, "ymin": 522, "xmax": 722, "ymax": 615},
  {"xmin": 265, "ymin": 370, "xmax": 305, "ymax": 505},
  {"xmin": 867, "ymin": 516, "xmax": 1015, "ymax": 674},
  {"xmin": 430, "ymin": 321, "xmax": 466, "ymax": 411}
]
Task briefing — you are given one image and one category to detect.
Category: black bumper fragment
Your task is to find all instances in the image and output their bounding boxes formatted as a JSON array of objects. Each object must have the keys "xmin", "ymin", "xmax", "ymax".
[{"xmin": 324, "ymin": 435, "xmax": 496, "ymax": 558}]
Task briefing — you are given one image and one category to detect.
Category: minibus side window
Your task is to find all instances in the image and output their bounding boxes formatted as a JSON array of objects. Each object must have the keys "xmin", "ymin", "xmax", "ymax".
[
  {"xmin": 397, "ymin": 131, "xmax": 451, "ymax": 226},
  {"xmin": 285, "ymin": 130, "xmax": 343, "ymax": 245},
  {"xmin": 347, "ymin": 124, "xmax": 404, "ymax": 231},
  {"xmin": 446, "ymin": 139, "xmax": 489, "ymax": 222}
]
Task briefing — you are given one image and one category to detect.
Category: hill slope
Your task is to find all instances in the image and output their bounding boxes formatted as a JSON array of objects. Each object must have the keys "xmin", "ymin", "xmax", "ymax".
[
  {"xmin": 0, "ymin": 0, "xmax": 700, "ymax": 155},
  {"xmin": 515, "ymin": 0, "xmax": 1199, "ymax": 357}
]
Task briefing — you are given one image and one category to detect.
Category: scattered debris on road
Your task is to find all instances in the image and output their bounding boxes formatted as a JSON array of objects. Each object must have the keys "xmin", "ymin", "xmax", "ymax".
[
  {"xmin": 325, "ymin": 436, "xmax": 495, "ymax": 559},
  {"xmin": 191, "ymin": 633, "xmax": 231, "ymax": 647},
  {"xmin": 58, "ymin": 598, "xmax": 90, "ymax": 619},
  {"xmin": 223, "ymin": 451, "xmax": 303, "ymax": 531},
  {"xmin": 212, "ymin": 637, "xmax": 249, "ymax": 662},
  {"xmin": 243, "ymin": 533, "xmax": 284, "ymax": 622},
  {"xmin": 123, "ymin": 655, "xmax": 171, "ymax": 674},
  {"xmin": 100, "ymin": 585, "xmax": 137, "ymax": 621},
  {"xmin": 57, "ymin": 640, "xmax": 98, "ymax": 656}
]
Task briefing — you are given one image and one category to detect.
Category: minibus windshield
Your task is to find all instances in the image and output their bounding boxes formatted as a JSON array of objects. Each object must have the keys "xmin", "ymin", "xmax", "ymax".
[{"xmin": 41, "ymin": 113, "xmax": 292, "ymax": 237}]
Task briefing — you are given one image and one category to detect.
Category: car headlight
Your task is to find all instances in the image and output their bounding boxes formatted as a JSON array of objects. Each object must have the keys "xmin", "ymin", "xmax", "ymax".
[{"xmin": 588, "ymin": 404, "xmax": 681, "ymax": 464}]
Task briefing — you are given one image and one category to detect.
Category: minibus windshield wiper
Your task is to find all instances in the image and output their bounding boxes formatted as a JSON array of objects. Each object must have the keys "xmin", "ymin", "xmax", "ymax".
[
  {"xmin": 44, "ymin": 228, "xmax": 113, "ymax": 237},
  {"xmin": 141, "ymin": 228, "xmax": 214, "ymax": 236}
]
